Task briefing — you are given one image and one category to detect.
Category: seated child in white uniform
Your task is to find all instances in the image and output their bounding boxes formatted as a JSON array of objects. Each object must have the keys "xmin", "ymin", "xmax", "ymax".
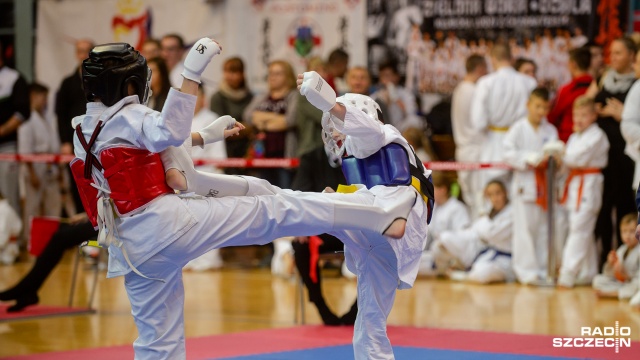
[
  {"xmin": 593, "ymin": 213, "xmax": 639, "ymax": 299},
  {"xmin": 0, "ymin": 194, "xmax": 21, "ymax": 265},
  {"xmin": 442, "ymin": 180, "xmax": 515, "ymax": 283}
]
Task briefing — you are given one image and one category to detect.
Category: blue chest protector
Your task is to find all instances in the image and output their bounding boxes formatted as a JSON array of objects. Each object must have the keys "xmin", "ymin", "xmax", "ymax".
[{"xmin": 341, "ymin": 143, "xmax": 434, "ymax": 223}]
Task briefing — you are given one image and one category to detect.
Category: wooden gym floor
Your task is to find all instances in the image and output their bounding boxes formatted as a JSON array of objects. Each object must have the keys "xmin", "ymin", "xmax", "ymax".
[{"xmin": 1, "ymin": 249, "xmax": 639, "ymax": 358}]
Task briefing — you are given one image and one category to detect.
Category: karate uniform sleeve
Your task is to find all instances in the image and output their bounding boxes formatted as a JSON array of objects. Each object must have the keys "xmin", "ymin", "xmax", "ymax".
[
  {"xmin": 341, "ymin": 105, "xmax": 387, "ymax": 158},
  {"xmin": 138, "ymin": 88, "xmax": 197, "ymax": 153},
  {"xmin": 621, "ymin": 81, "xmax": 640, "ymax": 146},
  {"xmin": 453, "ymin": 202, "xmax": 472, "ymax": 230},
  {"xmin": 563, "ymin": 127, "xmax": 610, "ymax": 168},
  {"xmin": 17, "ymin": 120, "xmax": 33, "ymax": 155},
  {"xmin": 469, "ymin": 77, "xmax": 489, "ymax": 132},
  {"xmin": 503, "ymin": 124, "xmax": 537, "ymax": 170},
  {"xmin": 476, "ymin": 206, "xmax": 513, "ymax": 250}
]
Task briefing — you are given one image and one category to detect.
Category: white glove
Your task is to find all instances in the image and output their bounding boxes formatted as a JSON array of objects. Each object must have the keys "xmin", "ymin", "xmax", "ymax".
[
  {"xmin": 542, "ymin": 140, "xmax": 565, "ymax": 156},
  {"xmin": 181, "ymin": 38, "xmax": 222, "ymax": 83},
  {"xmin": 197, "ymin": 115, "xmax": 236, "ymax": 145},
  {"xmin": 525, "ymin": 152, "xmax": 544, "ymax": 167},
  {"xmin": 299, "ymin": 71, "xmax": 336, "ymax": 112}
]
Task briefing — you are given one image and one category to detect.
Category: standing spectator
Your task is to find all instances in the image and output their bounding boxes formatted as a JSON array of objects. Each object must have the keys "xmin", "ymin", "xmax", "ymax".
[
  {"xmin": 471, "ymin": 44, "xmax": 537, "ymax": 191},
  {"xmin": 514, "ymin": 58, "xmax": 537, "ymax": 80},
  {"xmin": 141, "ymin": 38, "xmax": 161, "ymax": 60},
  {"xmin": 621, "ymin": 46, "xmax": 640, "ymax": 188},
  {"xmin": 295, "ymin": 57, "xmax": 328, "ymax": 157},
  {"xmin": 0, "ymin": 40, "xmax": 30, "ymax": 221},
  {"xmin": 210, "ymin": 57, "xmax": 253, "ymax": 174},
  {"xmin": 55, "ymin": 38, "xmax": 93, "ymax": 215},
  {"xmin": 345, "ymin": 66, "xmax": 390, "ymax": 122},
  {"xmin": 161, "ymin": 33, "xmax": 186, "ymax": 88},
  {"xmin": 586, "ymin": 37, "xmax": 637, "ymax": 268},
  {"xmin": 183, "ymin": 86, "xmax": 226, "ymax": 271},
  {"xmin": 548, "ymin": 47, "xmax": 593, "ymax": 143},
  {"xmin": 371, "ymin": 62, "xmax": 422, "ymax": 132},
  {"xmin": 326, "ymin": 48, "xmax": 349, "ymax": 95},
  {"xmin": 243, "ymin": 60, "xmax": 298, "ymax": 188},
  {"xmin": 557, "ymin": 96, "xmax": 609, "ymax": 288},
  {"xmin": 571, "ymin": 28, "xmax": 588, "ymax": 49},
  {"xmin": 593, "ymin": 213, "xmax": 639, "ymax": 299},
  {"xmin": 18, "ymin": 83, "xmax": 62, "ymax": 239},
  {"xmin": 503, "ymin": 88, "xmax": 559, "ymax": 284},
  {"xmin": 452, "ymin": 54, "xmax": 488, "ymax": 218},
  {"xmin": 146, "ymin": 57, "xmax": 171, "ymax": 111},
  {"xmin": 586, "ymin": 42, "xmax": 606, "ymax": 81}
]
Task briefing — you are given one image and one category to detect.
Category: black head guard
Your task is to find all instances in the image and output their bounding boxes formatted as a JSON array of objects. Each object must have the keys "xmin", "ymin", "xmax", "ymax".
[{"xmin": 82, "ymin": 43, "xmax": 150, "ymax": 107}]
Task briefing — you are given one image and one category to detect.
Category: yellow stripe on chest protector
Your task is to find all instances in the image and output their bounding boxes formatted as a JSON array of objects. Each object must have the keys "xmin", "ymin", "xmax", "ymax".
[{"xmin": 337, "ymin": 180, "xmax": 429, "ymax": 204}]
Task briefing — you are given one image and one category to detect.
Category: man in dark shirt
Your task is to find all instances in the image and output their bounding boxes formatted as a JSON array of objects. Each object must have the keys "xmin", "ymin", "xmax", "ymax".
[
  {"xmin": 0, "ymin": 41, "xmax": 30, "ymax": 217},
  {"xmin": 55, "ymin": 39, "xmax": 93, "ymax": 213}
]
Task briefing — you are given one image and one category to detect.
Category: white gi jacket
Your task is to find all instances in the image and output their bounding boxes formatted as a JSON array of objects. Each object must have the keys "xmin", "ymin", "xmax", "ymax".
[
  {"xmin": 563, "ymin": 123, "xmax": 609, "ymax": 213},
  {"xmin": 72, "ymin": 89, "xmax": 197, "ymax": 278},
  {"xmin": 503, "ymin": 118, "xmax": 559, "ymax": 202},
  {"xmin": 340, "ymin": 104, "xmax": 431, "ymax": 289},
  {"xmin": 429, "ymin": 197, "xmax": 471, "ymax": 245}
]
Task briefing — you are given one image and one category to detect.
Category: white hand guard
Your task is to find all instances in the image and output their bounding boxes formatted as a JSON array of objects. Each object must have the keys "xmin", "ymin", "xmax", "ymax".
[
  {"xmin": 181, "ymin": 38, "xmax": 222, "ymax": 83},
  {"xmin": 525, "ymin": 152, "xmax": 544, "ymax": 167},
  {"xmin": 542, "ymin": 140, "xmax": 565, "ymax": 156},
  {"xmin": 299, "ymin": 71, "xmax": 336, "ymax": 112},
  {"xmin": 197, "ymin": 115, "xmax": 236, "ymax": 146}
]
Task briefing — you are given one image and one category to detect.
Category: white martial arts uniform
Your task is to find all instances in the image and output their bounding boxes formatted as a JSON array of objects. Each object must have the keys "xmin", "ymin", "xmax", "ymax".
[
  {"xmin": 72, "ymin": 90, "xmax": 414, "ymax": 360},
  {"xmin": 592, "ymin": 244, "xmax": 640, "ymax": 299},
  {"xmin": 503, "ymin": 118, "xmax": 559, "ymax": 284},
  {"xmin": 471, "ymin": 67, "xmax": 537, "ymax": 189},
  {"xmin": 327, "ymin": 105, "xmax": 430, "ymax": 360},
  {"xmin": 183, "ymin": 108, "xmax": 226, "ymax": 271},
  {"xmin": 620, "ymin": 80, "xmax": 640, "ymax": 188},
  {"xmin": 0, "ymin": 198, "xmax": 21, "ymax": 265},
  {"xmin": 452, "ymin": 79, "xmax": 484, "ymax": 218},
  {"xmin": 18, "ymin": 110, "xmax": 62, "ymax": 240},
  {"xmin": 419, "ymin": 197, "xmax": 470, "ymax": 275},
  {"xmin": 438, "ymin": 204, "xmax": 514, "ymax": 283},
  {"xmin": 558, "ymin": 123, "xmax": 609, "ymax": 287}
]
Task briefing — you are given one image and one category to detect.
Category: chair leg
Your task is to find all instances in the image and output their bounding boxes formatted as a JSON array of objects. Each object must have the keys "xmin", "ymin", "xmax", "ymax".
[
  {"xmin": 87, "ymin": 249, "xmax": 101, "ymax": 309},
  {"xmin": 68, "ymin": 248, "xmax": 81, "ymax": 307}
]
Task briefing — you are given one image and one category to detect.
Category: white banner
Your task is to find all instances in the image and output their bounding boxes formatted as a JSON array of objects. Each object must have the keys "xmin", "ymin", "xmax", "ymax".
[{"xmin": 36, "ymin": 0, "xmax": 366, "ymax": 101}]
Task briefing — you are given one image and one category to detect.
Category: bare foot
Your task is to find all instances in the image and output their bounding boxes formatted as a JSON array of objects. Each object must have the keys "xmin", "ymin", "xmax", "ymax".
[{"xmin": 383, "ymin": 218, "xmax": 406, "ymax": 239}]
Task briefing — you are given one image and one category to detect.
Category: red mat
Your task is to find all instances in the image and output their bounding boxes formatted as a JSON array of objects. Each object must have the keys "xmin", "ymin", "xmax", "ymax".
[
  {"xmin": 0, "ymin": 304, "xmax": 94, "ymax": 322},
  {"xmin": 4, "ymin": 325, "xmax": 638, "ymax": 360}
]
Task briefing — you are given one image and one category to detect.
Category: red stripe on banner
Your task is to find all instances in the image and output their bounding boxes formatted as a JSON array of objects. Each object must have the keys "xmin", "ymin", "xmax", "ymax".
[{"xmin": 0, "ymin": 153, "xmax": 511, "ymax": 170}]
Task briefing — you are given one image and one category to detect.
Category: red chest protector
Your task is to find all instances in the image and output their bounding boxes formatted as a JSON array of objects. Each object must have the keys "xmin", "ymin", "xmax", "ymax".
[{"xmin": 70, "ymin": 122, "xmax": 173, "ymax": 227}]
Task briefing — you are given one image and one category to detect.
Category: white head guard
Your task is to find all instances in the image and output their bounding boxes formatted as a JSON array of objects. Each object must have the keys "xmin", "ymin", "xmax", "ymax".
[{"xmin": 321, "ymin": 93, "xmax": 382, "ymax": 160}]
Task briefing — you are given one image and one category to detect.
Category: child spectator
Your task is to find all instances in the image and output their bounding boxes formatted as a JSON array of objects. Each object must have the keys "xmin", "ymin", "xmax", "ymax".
[
  {"xmin": 548, "ymin": 47, "xmax": 593, "ymax": 143},
  {"xmin": 0, "ymin": 192, "xmax": 21, "ymax": 264},
  {"xmin": 504, "ymin": 87, "xmax": 560, "ymax": 284},
  {"xmin": 436, "ymin": 180, "xmax": 515, "ymax": 283},
  {"xmin": 592, "ymin": 213, "xmax": 639, "ymax": 298},
  {"xmin": 18, "ymin": 83, "xmax": 62, "ymax": 239},
  {"xmin": 557, "ymin": 96, "xmax": 609, "ymax": 287},
  {"xmin": 419, "ymin": 172, "xmax": 470, "ymax": 275}
]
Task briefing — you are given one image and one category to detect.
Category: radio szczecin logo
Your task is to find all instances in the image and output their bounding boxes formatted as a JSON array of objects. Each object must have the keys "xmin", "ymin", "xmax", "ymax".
[{"xmin": 553, "ymin": 322, "xmax": 631, "ymax": 353}]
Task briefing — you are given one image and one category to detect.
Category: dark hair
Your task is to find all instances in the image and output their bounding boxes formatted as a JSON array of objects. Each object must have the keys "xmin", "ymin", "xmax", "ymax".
[
  {"xmin": 485, "ymin": 179, "xmax": 507, "ymax": 195},
  {"xmin": 29, "ymin": 82, "xmax": 49, "ymax": 94},
  {"xmin": 378, "ymin": 61, "xmax": 398, "ymax": 75},
  {"xmin": 431, "ymin": 172, "xmax": 453, "ymax": 192},
  {"xmin": 147, "ymin": 57, "xmax": 171, "ymax": 98},
  {"xmin": 613, "ymin": 36, "xmax": 637, "ymax": 54},
  {"xmin": 162, "ymin": 33, "xmax": 185, "ymax": 49},
  {"xmin": 530, "ymin": 87, "xmax": 550, "ymax": 102},
  {"xmin": 465, "ymin": 54, "xmax": 486, "ymax": 73},
  {"xmin": 514, "ymin": 57, "xmax": 536, "ymax": 72},
  {"xmin": 223, "ymin": 57, "xmax": 247, "ymax": 89},
  {"xmin": 569, "ymin": 47, "xmax": 591, "ymax": 71},
  {"xmin": 328, "ymin": 48, "xmax": 349, "ymax": 65}
]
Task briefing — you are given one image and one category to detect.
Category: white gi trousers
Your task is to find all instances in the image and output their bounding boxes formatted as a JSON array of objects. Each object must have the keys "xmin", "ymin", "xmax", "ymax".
[{"xmin": 512, "ymin": 197, "xmax": 548, "ymax": 284}]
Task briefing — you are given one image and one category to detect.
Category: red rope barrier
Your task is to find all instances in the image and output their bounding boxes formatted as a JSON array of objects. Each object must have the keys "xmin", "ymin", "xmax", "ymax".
[{"xmin": 0, "ymin": 153, "xmax": 511, "ymax": 170}]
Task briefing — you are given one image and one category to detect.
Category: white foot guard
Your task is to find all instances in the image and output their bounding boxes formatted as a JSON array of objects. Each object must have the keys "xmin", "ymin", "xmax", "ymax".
[{"xmin": 160, "ymin": 141, "xmax": 249, "ymax": 197}]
